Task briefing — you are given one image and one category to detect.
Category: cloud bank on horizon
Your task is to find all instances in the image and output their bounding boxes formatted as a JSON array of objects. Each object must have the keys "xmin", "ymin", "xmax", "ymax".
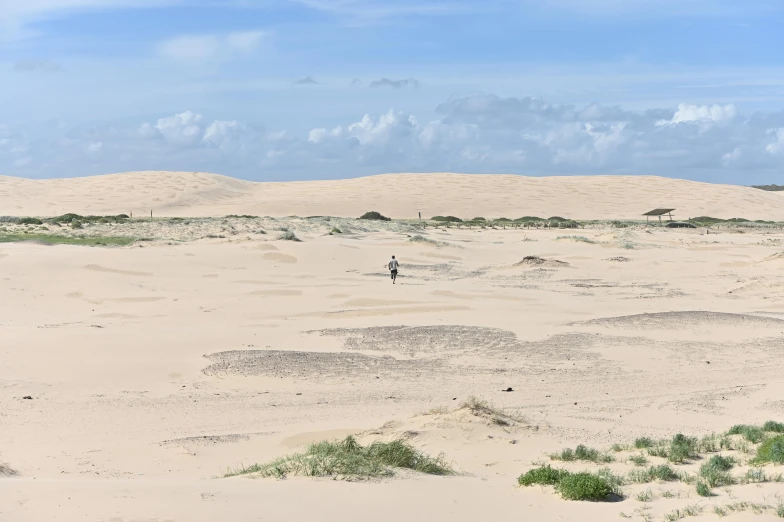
[{"xmin": 1, "ymin": 0, "xmax": 784, "ymax": 183}]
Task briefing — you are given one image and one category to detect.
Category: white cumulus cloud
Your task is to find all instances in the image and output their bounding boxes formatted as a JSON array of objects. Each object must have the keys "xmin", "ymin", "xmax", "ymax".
[{"xmin": 3, "ymin": 95, "xmax": 784, "ymax": 182}]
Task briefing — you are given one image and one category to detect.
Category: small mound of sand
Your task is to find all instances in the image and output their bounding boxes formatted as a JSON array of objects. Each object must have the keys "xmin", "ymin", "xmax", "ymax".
[
  {"xmin": 515, "ymin": 256, "xmax": 569, "ymax": 268},
  {"xmin": 761, "ymin": 252, "xmax": 784, "ymax": 262},
  {"xmin": 579, "ymin": 311, "xmax": 784, "ymax": 329}
]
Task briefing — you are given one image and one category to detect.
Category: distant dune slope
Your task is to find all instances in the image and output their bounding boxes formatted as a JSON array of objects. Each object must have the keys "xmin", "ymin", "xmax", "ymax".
[{"xmin": 1, "ymin": 171, "xmax": 783, "ymax": 220}]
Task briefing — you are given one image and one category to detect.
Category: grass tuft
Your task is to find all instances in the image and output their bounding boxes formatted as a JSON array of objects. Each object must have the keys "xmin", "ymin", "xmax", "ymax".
[
  {"xmin": 763, "ymin": 421, "xmax": 784, "ymax": 433},
  {"xmin": 752, "ymin": 434, "xmax": 784, "ymax": 465},
  {"xmin": 278, "ymin": 231, "xmax": 301, "ymax": 241},
  {"xmin": 669, "ymin": 434, "xmax": 699, "ymax": 463},
  {"xmin": 695, "ymin": 482, "xmax": 712, "ymax": 497},
  {"xmin": 727, "ymin": 424, "xmax": 766, "ymax": 443},
  {"xmin": 550, "ymin": 445, "xmax": 614, "ymax": 464},
  {"xmin": 556, "ymin": 472, "xmax": 614, "ymax": 501},
  {"xmin": 224, "ymin": 436, "xmax": 452, "ymax": 480},
  {"xmin": 518, "ymin": 465, "xmax": 570, "ymax": 486},
  {"xmin": 629, "ymin": 454, "xmax": 649, "ymax": 466},
  {"xmin": 634, "ymin": 437, "xmax": 654, "ymax": 449}
]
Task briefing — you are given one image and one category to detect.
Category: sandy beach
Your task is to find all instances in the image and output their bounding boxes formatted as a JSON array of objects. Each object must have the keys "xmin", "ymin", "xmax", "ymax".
[{"xmin": 2, "ymin": 172, "xmax": 784, "ymax": 521}]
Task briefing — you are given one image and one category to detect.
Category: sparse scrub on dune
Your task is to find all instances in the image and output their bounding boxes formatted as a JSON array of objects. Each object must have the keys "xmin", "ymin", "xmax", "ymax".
[
  {"xmin": 699, "ymin": 455, "xmax": 735, "ymax": 488},
  {"xmin": 330, "ymin": 227, "xmax": 342, "ymax": 234},
  {"xmin": 470, "ymin": 217, "xmax": 486, "ymax": 222},
  {"xmin": 431, "ymin": 215, "xmax": 462, "ymax": 223},
  {"xmin": 763, "ymin": 421, "xmax": 784, "ymax": 433},
  {"xmin": 17, "ymin": 217, "xmax": 43, "ymax": 225},
  {"xmin": 409, "ymin": 234, "xmax": 440, "ymax": 246},
  {"xmin": 223, "ymin": 436, "xmax": 453, "ymax": 480},
  {"xmin": 550, "ymin": 445, "xmax": 614, "ymax": 464},
  {"xmin": 278, "ymin": 231, "xmax": 301, "ymax": 242},
  {"xmin": 727, "ymin": 424, "xmax": 766, "ymax": 443},
  {"xmin": 225, "ymin": 214, "xmax": 257, "ymax": 219},
  {"xmin": 557, "ymin": 472, "xmax": 615, "ymax": 501},
  {"xmin": 515, "ymin": 216, "xmax": 544, "ymax": 223},
  {"xmin": 0, "ymin": 233, "xmax": 136, "ymax": 247},
  {"xmin": 518, "ymin": 465, "xmax": 571, "ymax": 486},
  {"xmin": 359, "ymin": 211, "xmax": 391, "ymax": 221},
  {"xmin": 668, "ymin": 434, "xmax": 700, "ymax": 463},
  {"xmin": 461, "ymin": 396, "xmax": 524, "ymax": 424},
  {"xmin": 518, "ymin": 466, "xmax": 616, "ymax": 501},
  {"xmin": 751, "ymin": 435, "xmax": 784, "ymax": 465},
  {"xmin": 0, "ymin": 463, "xmax": 16, "ymax": 476},
  {"xmin": 634, "ymin": 437, "xmax": 654, "ymax": 449},
  {"xmin": 628, "ymin": 454, "xmax": 648, "ymax": 466},
  {"xmin": 626, "ymin": 464, "xmax": 679, "ymax": 484},
  {"xmin": 556, "ymin": 235, "xmax": 595, "ymax": 244}
]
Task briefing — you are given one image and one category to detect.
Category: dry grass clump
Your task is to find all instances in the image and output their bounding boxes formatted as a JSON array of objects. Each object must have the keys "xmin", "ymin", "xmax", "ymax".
[
  {"xmin": 224, "ymin": 436, "xmax": 453, "ymax": 480},
  {"xmin": 460, "ymin": 396, "xmax": 524, "ymax": 426},
  {"xmin": 0, "ymin": 463, "xmax": 16, "ymax": 476}
]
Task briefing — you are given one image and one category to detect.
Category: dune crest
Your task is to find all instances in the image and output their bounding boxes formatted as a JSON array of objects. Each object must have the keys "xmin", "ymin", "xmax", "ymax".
[{"xmin": 1, "ymin": 171, "xmax": 783, "ymax": 220}]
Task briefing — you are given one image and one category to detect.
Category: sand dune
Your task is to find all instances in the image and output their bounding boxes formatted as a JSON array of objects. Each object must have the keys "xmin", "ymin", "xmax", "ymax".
[
  {"xmin": 4, "ymin": 195, "xmax": 784, "ymax": 521},
  {"xmin": 2, "ymin": 171, "xmax": 783, "ymax": 220}
]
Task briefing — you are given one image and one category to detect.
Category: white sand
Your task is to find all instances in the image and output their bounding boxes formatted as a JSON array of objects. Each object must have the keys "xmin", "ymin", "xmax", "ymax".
[
  {"xmin": 2, "ymin": 173, "xmax": 784, "ymax": 521},
  {"xmin": 1, "ymin": 171, "xmax": 783, "ymax": 220}
]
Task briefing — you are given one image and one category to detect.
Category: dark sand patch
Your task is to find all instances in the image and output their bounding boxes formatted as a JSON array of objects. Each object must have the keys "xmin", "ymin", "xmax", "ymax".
[
  {"xmin": 577, "ymin": 311, "xmax": 784, "ymax": 329},
  {"xmin": 203, "ymin": 350, "xmax": 438, "ymax": 378}
]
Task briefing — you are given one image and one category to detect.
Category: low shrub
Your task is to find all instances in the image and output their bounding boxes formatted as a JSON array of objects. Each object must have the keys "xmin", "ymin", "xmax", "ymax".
[
  {"xmin": 634, "ymin": 437, "xmax": 654, "ymax": 449},
  {"xmin": 763, "ymin": 421, "xmax": 784, "ymax": 433},
  {"xmin": 18, "ymin": 217, "xmax": 43, "ymax": 225},
  {"xmin": 669, "ymin": 434, "xmax": 699, "ymax": 463},
  {"xmin": 727, "ymin": 424, "xmax": 766, "ymax": 443},
  {"xmin": 752, "ymin": 435, "xmax": 784, "ymax": 465},
  {"xmin": 224, "ymin": 436, "xmax": 452, "ymax": 479},
  {"xmin": 551, "ymin": 445, "xmax": 613, "ymax": 463},
  {"xmin": 518, "ymin": 465, "xmax": 570, "ymax": 486},
  {"xmin": 431, "ymin": 215, "xmax": 462, "ymax": 223},
  {"xmin": 359, "ymin": 211, "xmax": 391, "ymax": 221},
  {"xmin": 278, "ymin": 231, "xmax": 301, "ymax": 241},
  {"xmin": 556, "ymin": 472, "xmax": 613, "ymax": 501}
]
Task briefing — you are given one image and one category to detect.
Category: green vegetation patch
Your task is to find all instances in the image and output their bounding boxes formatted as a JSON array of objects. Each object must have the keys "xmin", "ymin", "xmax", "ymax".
[
  {"xmin": 431, "ymin": 215, "xmax": 463, "ymax": 222},
  {"xmin": 556, "ymin": 472, "xmax": 614, "ymax": 501},
  {"xmin": 224, "ymin": 436, "xmax": 452, "ymax": 480},
  {"xmin": 359, "ymin": 211, "xmax": 391, "ymax": 221},
  {"xmin": 518, "ymin": 465, "xmax": 571, "ymax": 486},
  {"xmin": 0, "ymin": 233, "xmax": 136, "ymax": 247},
  {"xmin": 728, "ymin": 424, "xmax": 766, "ymax": 443},
  {"xmin": 752, "ymin": 435, "xmax": 784, "ymax": 465},
  {"xmin": 550, "ymin": 445, "xmax": 613, "ymax": 464}
]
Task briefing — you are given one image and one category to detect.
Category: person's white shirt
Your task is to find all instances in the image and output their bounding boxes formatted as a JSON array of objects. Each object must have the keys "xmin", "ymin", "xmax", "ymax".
[{"xmin": 389, "ymin": 259, "xmax": 399, "ymax": 270}]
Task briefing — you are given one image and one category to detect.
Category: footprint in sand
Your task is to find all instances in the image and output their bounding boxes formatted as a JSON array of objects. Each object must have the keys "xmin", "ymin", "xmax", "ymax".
[
  {"xmin": 263, "ymin": 252, "xmax": 298, "ymax": 264},
  {"xmin": 256, "ymin": 244, "xmax": 279, "ymax": 251}
]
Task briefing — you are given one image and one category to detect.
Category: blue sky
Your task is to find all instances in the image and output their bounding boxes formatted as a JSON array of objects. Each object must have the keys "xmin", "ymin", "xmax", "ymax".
[{"xmin": 1, "ymin": 0, "xmax": 784, "ymax": 183}]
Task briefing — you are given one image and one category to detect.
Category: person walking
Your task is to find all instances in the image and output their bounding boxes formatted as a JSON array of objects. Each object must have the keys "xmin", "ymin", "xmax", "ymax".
[{"xmin": 388, "ymin": 255, "xmax": 399, "ymax": 284}]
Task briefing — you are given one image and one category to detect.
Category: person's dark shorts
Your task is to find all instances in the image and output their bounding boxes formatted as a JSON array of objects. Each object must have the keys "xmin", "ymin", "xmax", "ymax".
[{"xmin": 391, "ymin": 269, "xmax": 398, "ymax": 276}]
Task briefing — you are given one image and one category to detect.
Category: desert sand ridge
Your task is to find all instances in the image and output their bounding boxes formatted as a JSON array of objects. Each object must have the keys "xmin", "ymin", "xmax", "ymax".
[{"xmin": 1, "ymin": 170, "xmax": 783, "ymax": 220}]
